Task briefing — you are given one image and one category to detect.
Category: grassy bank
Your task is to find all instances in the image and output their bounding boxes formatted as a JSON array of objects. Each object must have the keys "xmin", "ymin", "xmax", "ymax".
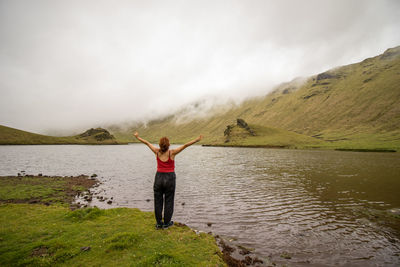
[
  {"xmin": 0, "ymin": 175, "xmax": 96, "ymax": 207},
  {"xmin": 0, "ymin": 176, "xmax": 225, "ymax": 266},
  {"xmin": 207, "ymin": 124, "xmax": 324, "ymax": 149}
]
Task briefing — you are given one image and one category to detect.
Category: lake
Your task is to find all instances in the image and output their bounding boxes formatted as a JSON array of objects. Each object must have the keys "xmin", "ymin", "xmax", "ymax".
[{"xmin": 1, "ymin": 144, "xmax": 399, "ymax": 266}]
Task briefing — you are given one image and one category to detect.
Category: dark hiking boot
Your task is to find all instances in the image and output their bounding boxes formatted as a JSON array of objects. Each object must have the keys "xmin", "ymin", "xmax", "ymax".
[{"xmin": 163, "ymin": 221, "xmax": 174, "ymax": 229}]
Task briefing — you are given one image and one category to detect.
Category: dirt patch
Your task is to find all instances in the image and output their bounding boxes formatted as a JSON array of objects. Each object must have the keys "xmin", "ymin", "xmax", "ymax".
[
  {"xmin": 174, "ymin": 222, "xmax": 188, "ymax": 228},
  {"xmin": 31, "ymin": 246, "xmax": 51, "ymax": 257},
  {"xmin": 65, "ymin": 175, "xmax": 97, "ymax": 202}
]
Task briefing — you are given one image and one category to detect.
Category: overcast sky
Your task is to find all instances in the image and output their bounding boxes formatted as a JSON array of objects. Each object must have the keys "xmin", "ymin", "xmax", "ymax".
[{"xmin": 1, "ymin": 0, "xmax": 399, "ymax": 134}]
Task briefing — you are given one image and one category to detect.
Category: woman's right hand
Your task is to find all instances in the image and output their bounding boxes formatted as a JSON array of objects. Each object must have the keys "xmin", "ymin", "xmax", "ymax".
[
  {"xmin": 197, "ymin": 135, "xmax": 203, "ymax": 141},
  {"xmin": 134, "ymin": 131, "xmax": 139, "ymax": 138}
]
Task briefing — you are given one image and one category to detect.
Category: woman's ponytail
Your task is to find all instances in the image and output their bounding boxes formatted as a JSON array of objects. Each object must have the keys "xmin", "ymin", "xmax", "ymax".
[{"xmin": 159, "ymin": 137, "xmax": 170, "ymax": 154}]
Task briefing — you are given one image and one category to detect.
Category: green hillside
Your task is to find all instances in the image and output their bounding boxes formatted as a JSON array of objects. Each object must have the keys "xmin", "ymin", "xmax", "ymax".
[
  {"xmin": 117, "ymin": 46, "xmax": 400, "ymax": 151},
  {"xmin": 235, "ymin": 46, "xmax": 400, "ymax": 144},
  {"xmin": 0, "ymin": 125, "xmax": 119, "ymax": 145},
  {"xmin": 206, "ymin": 121, "xmax": 324, "ymax": 149}
]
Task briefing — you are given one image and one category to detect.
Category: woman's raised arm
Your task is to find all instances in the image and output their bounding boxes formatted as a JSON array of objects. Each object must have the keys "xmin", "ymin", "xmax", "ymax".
[
  {"xmin": 134, "ymin": 132, "xmax": 158, "ymax": 154},
  {"xmin": 172, "ymin": 135, "xmax": 203, "ymax": 156}
]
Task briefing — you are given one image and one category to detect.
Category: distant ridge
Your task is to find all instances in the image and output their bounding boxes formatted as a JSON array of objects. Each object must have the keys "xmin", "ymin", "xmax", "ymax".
[
  {"xmin": 0, "ymin": 125, "xmax": 119, "ymax": 145},
  {"xmin": 115, "ymin": 46, "xmax": 400, "ymax": 150}
]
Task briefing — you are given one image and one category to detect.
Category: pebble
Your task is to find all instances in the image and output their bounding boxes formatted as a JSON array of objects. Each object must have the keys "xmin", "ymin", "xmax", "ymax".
[
  {"xmin": 81, "ymin": 246, "xmax": 91, "ymax": 252},
  {"xmin": 280, "ymin": 252, "xmax": 291, "ymax": 259}
]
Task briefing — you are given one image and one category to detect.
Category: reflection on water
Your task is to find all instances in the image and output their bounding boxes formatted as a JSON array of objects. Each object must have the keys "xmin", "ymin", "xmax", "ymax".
[{"xmin": 1, "ymin": 145, "xmax": 400, "ymax": 266}]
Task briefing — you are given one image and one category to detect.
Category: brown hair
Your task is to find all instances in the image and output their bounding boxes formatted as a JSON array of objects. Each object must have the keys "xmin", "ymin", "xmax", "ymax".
[{"xmin": 159, "ymin": 137, "xmax": 170, "ymax": 154}]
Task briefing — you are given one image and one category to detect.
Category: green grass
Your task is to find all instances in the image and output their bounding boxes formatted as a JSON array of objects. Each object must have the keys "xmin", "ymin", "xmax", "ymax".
[
  {"xmin": 0, "ymin": 176, "xmax": 225, "ymax": 266},
  {"xmin": 308, "ymin": 131, "xmax": 400, "ymax": 151},
  {"xmin": 0, "ymin": 177, "xmax": 67, "ymax": 203},
  {"xmin": 209, "ymin": 124, "xmax": 324, "ymax": 149},
  {"xmin": 0, "ymin": 182, "xmax": 62, "ymax": 201},
  {"xmin": 0, "ymin": 176, "xmax": 96, "ymax": 206},
  {"xmin": 0, "ymin": 205, "xmax": 224, "ymax": 267}
]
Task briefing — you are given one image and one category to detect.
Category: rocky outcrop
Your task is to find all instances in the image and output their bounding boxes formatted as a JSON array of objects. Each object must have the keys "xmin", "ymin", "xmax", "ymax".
[
  {"xmin": 316, "ymin": 72, "xmax": 337, "ymax": 81},
  {"xmin": 224, "ymin": 125, "xmax": 234, "ymax": 137},
  {"xmin": 223, "ymin": 119, "xmax": 256, "ymax": 143},
  {"xmin": 224, "ymin": 125, "xmax": 234, "ymax": 143},
  {"xmin": 79, "ymin": 128, "xmax": 115, "ymax": 141},
  {"xmin": 237, "ymin": 119, "xmax": 256, "ymax": 136},
  {"xmin": 380, "ymin": 46, "xmax": 400, "ymax": 60}
]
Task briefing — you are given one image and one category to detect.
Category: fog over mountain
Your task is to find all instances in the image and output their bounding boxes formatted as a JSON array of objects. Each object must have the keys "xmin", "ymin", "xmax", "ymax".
[{"xmin": 0, "ymin": 0, "xmax": 399, "ymax": 134}]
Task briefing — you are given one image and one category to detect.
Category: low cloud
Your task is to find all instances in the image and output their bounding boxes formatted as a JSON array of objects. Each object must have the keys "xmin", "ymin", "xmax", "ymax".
[{"xmin": 0, "ymin": 0, "xmax": 399, "ymax": 134}]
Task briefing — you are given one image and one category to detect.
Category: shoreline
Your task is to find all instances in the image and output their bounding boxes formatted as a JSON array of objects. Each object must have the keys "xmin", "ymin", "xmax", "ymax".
[
  {"xmin": 2, "ymin": 142, "xmax": 397, "ymax": 153},
  {"xmin": 202, "ymin": 144, "xmax": 398, "ymax": 152},
  {"xmin": 202, "ymin": 144, "xmax": 289, "ymax": 149},
  {"xmin": 1, "ymin": 174, "xmax": 268, "ymax": 266},
  {"xmin": 0, "ymin": 142, "xmax": 128, "ymax": 146}
]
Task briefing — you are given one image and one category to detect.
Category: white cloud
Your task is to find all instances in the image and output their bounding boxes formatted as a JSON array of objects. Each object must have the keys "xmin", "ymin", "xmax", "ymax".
[{"xmin": 0, "ymin": 0, "xmax": 399, "ymax": 133}]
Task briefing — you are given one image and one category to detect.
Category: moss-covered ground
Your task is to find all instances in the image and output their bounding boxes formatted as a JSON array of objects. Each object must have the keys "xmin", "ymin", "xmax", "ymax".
[
  {"xmin": 0, "ymin": 176, "xmax": 225, "ymax": 267},
  {"xmin": 0, "ymin": 176, "xmax": 95, "ymax": 206}
]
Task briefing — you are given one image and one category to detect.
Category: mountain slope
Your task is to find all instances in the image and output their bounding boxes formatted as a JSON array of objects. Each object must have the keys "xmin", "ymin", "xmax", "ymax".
[
  {"xmin": 119, "ymin": 46, "xmax": 400, "ymax": 150},
  {"xmin": 238, "ymin": 46, "xmax": 400, "ymax": 136}
]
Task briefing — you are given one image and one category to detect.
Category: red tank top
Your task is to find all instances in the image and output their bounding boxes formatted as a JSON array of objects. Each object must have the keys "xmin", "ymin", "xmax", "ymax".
[{"xmin": 156, "ymin": 150, "xmax": 175, "ymax": 173}]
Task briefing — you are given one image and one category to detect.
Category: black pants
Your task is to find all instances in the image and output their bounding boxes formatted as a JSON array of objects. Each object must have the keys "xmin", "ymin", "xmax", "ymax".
[{"xmin": 153, "ymin": 172, "xmax": 176, "ymax": 225}]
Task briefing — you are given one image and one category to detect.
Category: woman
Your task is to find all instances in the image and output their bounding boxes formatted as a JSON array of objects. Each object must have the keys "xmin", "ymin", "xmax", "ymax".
[{"xmin": 133, "ymin": 132, "xmax": 203, "ymax": 229}]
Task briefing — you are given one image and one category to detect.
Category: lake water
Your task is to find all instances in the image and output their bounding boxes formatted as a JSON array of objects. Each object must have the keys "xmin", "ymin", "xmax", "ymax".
[{"xmin": 1, "ymin": 144, "xmax": 400, "ymax": 266}]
